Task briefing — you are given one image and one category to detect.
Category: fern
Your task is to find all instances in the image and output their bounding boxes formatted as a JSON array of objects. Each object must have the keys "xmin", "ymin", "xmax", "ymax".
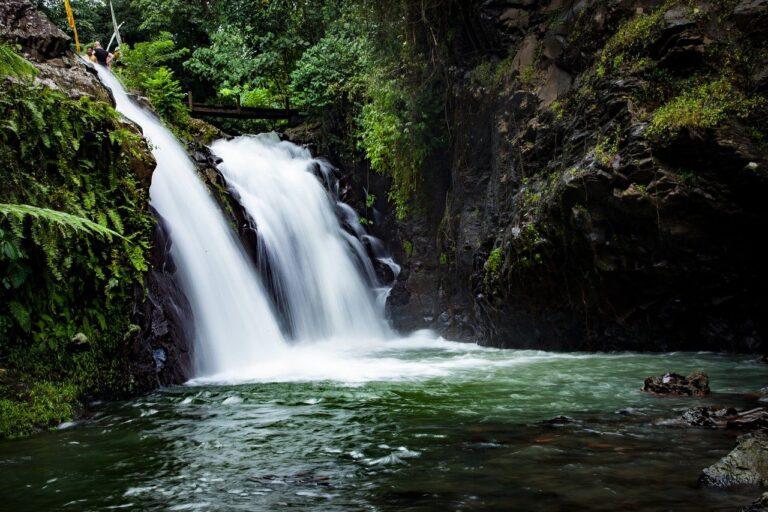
[
  {"xmin": 0, "ymin": 43, "xmax": 37, "ymax": 79},
  {"xmin": 0, "ymin": 204, "xmax": 123, "ymax": 240}
]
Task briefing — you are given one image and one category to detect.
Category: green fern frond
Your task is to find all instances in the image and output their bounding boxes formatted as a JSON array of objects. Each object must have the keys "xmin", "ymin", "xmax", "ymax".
[
  {"xmin": 0, "ymin": 203, "xmax": 123, "ymax": 240},
  {"xmin": 0, "ymin": 43, "xmax": 37, "ymax": 79}
]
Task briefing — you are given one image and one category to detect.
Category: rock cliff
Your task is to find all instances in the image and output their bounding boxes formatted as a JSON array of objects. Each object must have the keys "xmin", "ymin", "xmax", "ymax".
[{"xmin": 386, "ymin": 0, "xmax": 768, "ymax": 352}]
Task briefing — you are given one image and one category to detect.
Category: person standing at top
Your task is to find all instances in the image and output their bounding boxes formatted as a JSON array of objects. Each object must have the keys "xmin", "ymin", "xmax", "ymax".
[{"xmin": 93, "ymin": 42, "xmax": 112, "ymax": 67}]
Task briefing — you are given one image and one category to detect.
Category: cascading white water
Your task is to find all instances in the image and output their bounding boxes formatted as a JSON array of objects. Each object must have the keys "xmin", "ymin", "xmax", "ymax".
[
  {"xmin": 95, "ymin": 66, "xmax": 288, "ymax": 377},
  {"xmin": 210, "ymin": 134, "xmax": 391, "ymax": 342},
  {"xmin": 95, "ymin": 65, "xmax": 409, "ymax": 383}
]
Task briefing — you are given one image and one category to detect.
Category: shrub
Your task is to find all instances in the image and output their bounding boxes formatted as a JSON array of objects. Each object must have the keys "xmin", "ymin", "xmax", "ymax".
[
  {"xmin": 117, "ymin": 32, "xmax": 188, "ymax": 90},
  {"xmin": 144, "ymin": 66, "xmax": 189, "ymax": 126},
  {"xmin": 116, "ymin": 33, "xmax": 190, "ymax": 130},
  {"xmin": 484, "ymin": 247, "xmax": 504, "ymax": 281},
  {"xmin": 357, "ymin": 78, "xmax": 440, "ymax": 220},
  {"xmin": 290, "ymin": 32, "xmax": 369, "ymax": 112}
]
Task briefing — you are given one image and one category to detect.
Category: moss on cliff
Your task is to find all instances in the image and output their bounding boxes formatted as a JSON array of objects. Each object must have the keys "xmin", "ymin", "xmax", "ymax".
[{"xmin": 0, "ymin": 49, "xmax": 154, "ymax": 439}]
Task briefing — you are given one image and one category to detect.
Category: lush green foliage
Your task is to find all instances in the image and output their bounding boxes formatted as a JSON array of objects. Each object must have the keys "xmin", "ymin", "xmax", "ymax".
[
  {"xmin": 0, "ymin": 43, "xmax": 38, "ymax": 78},
  {"xmin": 116, "ymin": 33, "xmax": 190, "ymax": 130},
  {"xmin": 289, "ymin": 32, "xmax": 369, "ymax": 112},
  {"xmin": 116, "ymin": 32, "xmax": 188, "ymax": 90},
  {"xmin": 357, "ymin": 79, "xmax": 438, "ymax": 219},
  {"xmin": 484, "ymin": 248, "xmax": 504, "ymax": 282},
  {"xmin": 0, "ymin": 204, "xmax": 123, "ymax": 240},
  {"xmin": 144, "ymin": 67, "xmax": 189, "ymax": 125},
  {"xmin": 0, "ymin": 50, "xmax": 153, "ymax": 438},
  {"xmin": 0, "ymin": 381, "xmax": 77, "ymax": 439}
]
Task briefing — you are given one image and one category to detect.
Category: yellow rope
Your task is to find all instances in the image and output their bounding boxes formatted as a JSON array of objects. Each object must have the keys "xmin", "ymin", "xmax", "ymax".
[{"xmin": 63, "ymin": 0, "xmax": 80, "ymax": 53}]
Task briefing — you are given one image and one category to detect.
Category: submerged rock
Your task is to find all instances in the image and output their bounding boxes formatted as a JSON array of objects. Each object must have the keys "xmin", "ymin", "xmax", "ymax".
[
  {"xmin": 540, "ymin": 415, "xmax": 577, "ymax": 426},
  {"xmin": 615, "ymin": 407, "xmax": 645, "ymax": 416},
  {"xmin": 699, "ymin": 431, "xmax": 768, "ymax": 488},
  {"xmin": 728, "ymin": 408, "xmax": 768, "ymax": 430},
  {"xmin": 642, "ymin": 371, "xmax": 710, "ymax": 396},
  {"xmin": 681, "ymin": 406, "xmax": 738, "ymax": 427}
]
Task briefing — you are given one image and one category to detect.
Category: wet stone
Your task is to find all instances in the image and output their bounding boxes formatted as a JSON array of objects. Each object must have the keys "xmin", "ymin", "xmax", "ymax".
[
  {"xmin": 680, "ymin": 406, "xmax": 738, "ymax": 428},
  {"xmin": 642, "ymin": 371, "xmax": 710, "ymax": 396},
  {"xmin": 699, "ymin": 431, "xmax": 768, "ymax": 488}
]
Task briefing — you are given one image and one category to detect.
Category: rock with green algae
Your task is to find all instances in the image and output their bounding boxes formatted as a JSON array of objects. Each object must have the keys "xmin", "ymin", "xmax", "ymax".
[{"xmin": 699, "ymin": 431, "xmax": 768, "ymax": 488}]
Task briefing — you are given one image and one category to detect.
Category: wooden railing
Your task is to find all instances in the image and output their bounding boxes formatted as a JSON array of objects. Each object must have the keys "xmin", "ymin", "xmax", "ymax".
[{"xmin": 187, "ymin": 92, "xmax": 299, "ymax": 120}]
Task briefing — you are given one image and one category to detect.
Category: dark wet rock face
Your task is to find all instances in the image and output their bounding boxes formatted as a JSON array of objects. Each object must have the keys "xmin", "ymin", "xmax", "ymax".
[
  {"xmin": 642, "ymin": 371, "xmax": 710, "ymax": 397},
  {"xmin": 699, "ymin": 431, "xmax": 768, "ymax": 488},
  {"xmin": 129, "ymin": 212, "xmax": 195, "ymax": 389},
  {"xmin": 0, "ymin": 0, "xmax": 68, "ymax": 60},
  {"xmin": 385, "ymin": 0, "xmax": 768, "ymax": 353},
  {"xmin": 539, "ymin": 415, "xmax": 578, "ymax": 426},
  {"xmin": 0, "ymin": 0, "xmax": 111, "ymax": 101}
]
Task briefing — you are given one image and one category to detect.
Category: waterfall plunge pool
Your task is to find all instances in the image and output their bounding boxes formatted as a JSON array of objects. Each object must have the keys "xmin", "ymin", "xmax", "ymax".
[{"xmin": 1, "ymin": 343, "xmax": 766, "ymax": 511}]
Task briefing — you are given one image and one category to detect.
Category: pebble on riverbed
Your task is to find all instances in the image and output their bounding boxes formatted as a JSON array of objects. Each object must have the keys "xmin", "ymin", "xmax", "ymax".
[{"xmin": 642, "ymin": 371, "xmax": 710, "ymax": 396}]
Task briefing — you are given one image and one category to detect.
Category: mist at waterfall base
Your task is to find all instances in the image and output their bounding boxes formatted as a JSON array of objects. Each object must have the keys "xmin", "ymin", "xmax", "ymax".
[{"xmin": 96, "ymin": 64, "xmax": 474, "ymax": 385}]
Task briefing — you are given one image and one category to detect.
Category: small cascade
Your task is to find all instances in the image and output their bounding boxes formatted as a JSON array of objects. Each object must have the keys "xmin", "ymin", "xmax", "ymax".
[{"xmin": 210, "ymin": 134, "xmax": 394, "ymax": 342}]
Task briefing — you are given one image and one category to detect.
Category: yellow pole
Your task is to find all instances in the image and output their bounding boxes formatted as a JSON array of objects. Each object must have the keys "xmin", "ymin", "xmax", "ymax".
[{"xmin": 63, "ymin": 0, "xmax": 81, "ymax": 53}]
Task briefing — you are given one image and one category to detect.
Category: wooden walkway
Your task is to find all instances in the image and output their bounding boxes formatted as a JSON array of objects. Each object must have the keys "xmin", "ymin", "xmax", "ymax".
[{"xmin": 187, "ymin": 93, "xmax": 299, "ymax": 120}]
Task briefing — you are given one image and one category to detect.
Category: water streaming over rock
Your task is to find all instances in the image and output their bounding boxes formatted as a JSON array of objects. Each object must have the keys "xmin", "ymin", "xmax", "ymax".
[
  {"xmin": 96, "ymin": 67, "xmax": 397, "ymax": 381},
  {"xmin": 95, "ymin": 66, "xmax": 287, "ymax": 377},
  {"xmin": 210, "ymin": 135, "xmax": 391, "ymax": 342}
]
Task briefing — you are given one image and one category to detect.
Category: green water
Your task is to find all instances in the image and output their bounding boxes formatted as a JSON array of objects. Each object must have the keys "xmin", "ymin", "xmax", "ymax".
[{"xmin": 1, "ymin": 342, "xmax": 766, "ymax": 511}]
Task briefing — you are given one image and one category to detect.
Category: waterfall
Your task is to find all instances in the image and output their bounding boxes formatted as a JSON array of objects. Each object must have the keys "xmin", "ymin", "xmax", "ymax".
[
  {"xmin": 210, "ymin": 134, "xmax": 390, "ymax": 342},
  {"xmin": 95, "ymin": 66, "xmax": 287, "ymax": 377},
  {"xmin": 96, "ymin": 66, "xmax": 398, "ymax": 382}
]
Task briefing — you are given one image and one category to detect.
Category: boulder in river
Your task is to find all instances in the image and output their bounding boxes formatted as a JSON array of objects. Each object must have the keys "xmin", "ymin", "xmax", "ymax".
[
  {"xmin": 642, "ymin": 371, "xmax": 710, "ymax": 396},
  {"xmin": 699, "ymin": 431, "xmax": 768, "ymax": 488},
  {"xmin": 680, "ymin": 406, "xmax": 739, "ymax": 428}
]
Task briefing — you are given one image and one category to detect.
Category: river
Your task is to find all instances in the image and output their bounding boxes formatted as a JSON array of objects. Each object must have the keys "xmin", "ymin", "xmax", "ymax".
[{"xmin": 1, "ymin": 344, "xmax": 765, "ymax": 511}]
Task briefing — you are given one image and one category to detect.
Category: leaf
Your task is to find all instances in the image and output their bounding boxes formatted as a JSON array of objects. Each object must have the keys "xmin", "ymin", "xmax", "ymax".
[
  {"xmin": 8, "ymin": 301, "xmax": 31, "ymax": 332},
  {"xmin": 0, "ymin": 203, "xmax": 123, "ymax": 240}
]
